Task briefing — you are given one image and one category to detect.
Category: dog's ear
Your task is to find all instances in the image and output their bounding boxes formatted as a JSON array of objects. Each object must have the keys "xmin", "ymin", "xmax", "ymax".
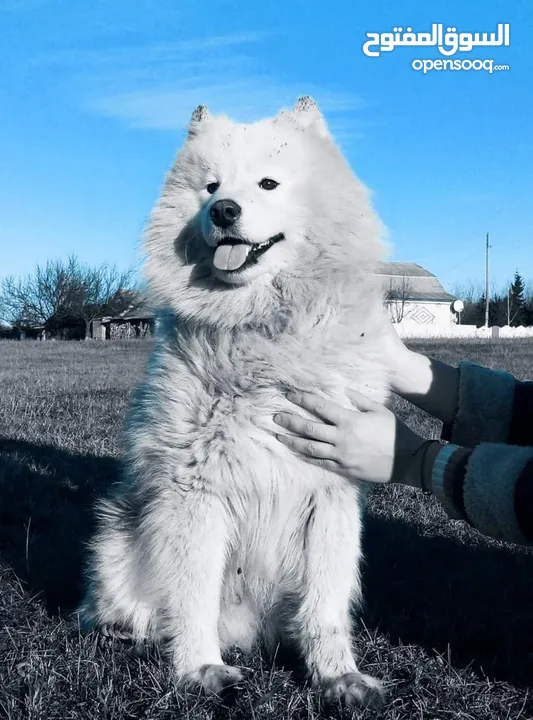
[
  {"xmin": 294, "ymin": 96, "xmax": 319, "ymax": 114},
  {"xmin": 187, "ymin": 105, "xmax": 210, "ymax": 137},
  {"xmin": 291, "ymin": 96, "xmax": 330, "ymax": 138}
]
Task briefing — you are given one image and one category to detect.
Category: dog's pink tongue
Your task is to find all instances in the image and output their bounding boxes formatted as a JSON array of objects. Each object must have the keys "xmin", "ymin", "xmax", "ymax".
[{"xmin": 213, "ymin": 243, "xmax": 251, "ymax": 271}]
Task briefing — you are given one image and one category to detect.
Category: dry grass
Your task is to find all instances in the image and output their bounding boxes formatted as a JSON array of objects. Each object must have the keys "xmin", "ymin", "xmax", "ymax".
[{"xmin": 0, "ymin": 338, "xmax": 532, "ymax": 720}]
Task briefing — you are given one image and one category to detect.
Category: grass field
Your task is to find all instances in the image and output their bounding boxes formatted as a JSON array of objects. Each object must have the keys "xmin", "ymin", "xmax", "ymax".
[{"xmin": 0, "ymin": 338, "xmax": 532, "ymax": 720}]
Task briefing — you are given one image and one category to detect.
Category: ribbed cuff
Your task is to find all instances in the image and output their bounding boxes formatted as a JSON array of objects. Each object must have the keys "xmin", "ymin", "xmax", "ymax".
[{"xmin": 431, "ymin": 443, "xmax": 472, "ymax": 520}]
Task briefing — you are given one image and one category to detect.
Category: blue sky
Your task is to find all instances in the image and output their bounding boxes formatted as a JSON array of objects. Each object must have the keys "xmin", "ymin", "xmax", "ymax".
[{"xmin": 1, "ymin": 0, "xmax": 531, "ymax": 294}]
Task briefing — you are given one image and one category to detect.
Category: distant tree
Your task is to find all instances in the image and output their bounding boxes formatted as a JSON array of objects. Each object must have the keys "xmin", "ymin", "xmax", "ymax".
[
  {"xmin": 461, "ymin": 293, "xmax": 502, "ymax": 327},
  {"xmin": 0, "ymin": 257, "xmax": 82, "ymax": 331},
  {"xmin": 0, "ymin": 292, "xmax": 8, "ymax": 324},
  {"xmin": 460, "ymin": 303, "xmax": 480, "ymax": 326},
  {"xmin": 0, "ymin": 256, "xmax": 140, "ymax": 339},
  {"xmin": 490, "ymin": 293, "xmax": 507, "ymax": 327},
  {"xmin": 472, "ymin": 294, "xmax": 488, "ymax": 327},
  {"xmin": 506, "ymin": 271, "xmax": 526, "ymax": 326},
  {"xmin": 398, "ymin": 273, "xmax": 533, "ymax": 329},
  {"xmin": 524, "ymin": 281, "xmax": 533, "ymax": 326},
  {"xmin": 450, "ymin": 281, "xmax": 484, "ymax": 305},
  {"xmin": 69, "ymin": 259, "xmax": 140, "ymax": 339},
  {"xmin": 385, "ymin": 276, "xmax": 412, "ymax": 323},
  {"xmin": 451, "ymin": 282, "xmax": 484, "ymax": 326}
]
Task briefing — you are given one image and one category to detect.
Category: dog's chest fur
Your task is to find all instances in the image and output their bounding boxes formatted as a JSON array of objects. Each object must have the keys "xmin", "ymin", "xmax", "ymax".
[{"xmin": 131, "ymin": 311, "xmax": 388, "ymax": 500}]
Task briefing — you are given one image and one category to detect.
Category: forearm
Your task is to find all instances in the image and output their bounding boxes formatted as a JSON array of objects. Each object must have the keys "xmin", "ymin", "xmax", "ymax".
[
  {"xmin": 391, "ymin": 349, "xmax": 460, "ymax": 425},
  {"xmin": 422, "ymin": 441, "xmax": 533, "ymax": 545},
  {"xmin": 392, "ymin": 351, "xmax": 532, "ymax": 449}
]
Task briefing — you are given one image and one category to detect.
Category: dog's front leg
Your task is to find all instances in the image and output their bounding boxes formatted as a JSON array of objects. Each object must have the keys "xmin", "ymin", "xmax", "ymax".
[
  {"xmin": 291, "ymin": 486, "xmax": 385, "ymax": 709},
  {"xmin": 140, "ymin": 485, "xmax": 242, "ymax": 697}
]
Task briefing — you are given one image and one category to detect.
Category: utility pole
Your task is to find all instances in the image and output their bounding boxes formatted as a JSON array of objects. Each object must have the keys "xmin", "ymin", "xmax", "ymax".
[{"xmin": 485, "ymin": 232, "xmax": 490, "ymax": 328}]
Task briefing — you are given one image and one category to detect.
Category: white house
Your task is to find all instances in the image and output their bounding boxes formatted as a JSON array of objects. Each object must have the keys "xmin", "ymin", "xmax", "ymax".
[{"xmin": 375, "ymin": 262, "xmax": 458, "ymax": 330}]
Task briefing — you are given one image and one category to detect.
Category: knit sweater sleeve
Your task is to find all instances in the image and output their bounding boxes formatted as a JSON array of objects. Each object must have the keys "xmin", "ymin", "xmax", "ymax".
[
  {"xmin": 429, "ymin": 442, "xmax": 533, "ymax": 545},
  {"xmin": 441, "ymin": 360, "xmax": 533, "ymax": 447},
  {"xmin": 431, "ymin": 361, "xmax": 533, "ymax": 544}
]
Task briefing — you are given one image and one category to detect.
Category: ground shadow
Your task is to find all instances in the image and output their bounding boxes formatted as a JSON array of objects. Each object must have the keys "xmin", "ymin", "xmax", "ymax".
[
  {"xmin": 0, "ymin": 437, "xmax": 118, "ymax": 615},
  {"xmin": 361, "ymin": 507, "xmax": 533, "ymax": 687},
  {"xmin": 1, "ymin": 438, "xmax": 532, "ymax": 688}
]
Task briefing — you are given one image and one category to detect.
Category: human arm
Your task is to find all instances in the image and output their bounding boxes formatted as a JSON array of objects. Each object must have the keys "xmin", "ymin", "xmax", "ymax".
[
  {"xmin": 384, "ymin": 325, "xmax": 460, "ymax": 426},
  {"xmin": 273, "ymin": 391, "xmax": 533, "ymax": 546},
  {"xmin": 383, "ymin": 321, "xmax": 533, "ymax": 447},
  {"xmin": 426, "ymin": 439, "xmax": 533, "ymax": 544}
]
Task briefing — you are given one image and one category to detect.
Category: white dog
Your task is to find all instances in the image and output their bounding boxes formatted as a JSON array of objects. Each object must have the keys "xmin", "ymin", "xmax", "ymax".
[{"xmin": 78, "ymin": 97, "xmax": 391, "ymax": 709}]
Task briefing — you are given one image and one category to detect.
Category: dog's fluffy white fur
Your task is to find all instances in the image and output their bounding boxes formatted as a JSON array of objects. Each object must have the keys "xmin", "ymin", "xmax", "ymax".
[{"xmin": 78, "ymin": 97, "xmax": 391, "ymax": 708}]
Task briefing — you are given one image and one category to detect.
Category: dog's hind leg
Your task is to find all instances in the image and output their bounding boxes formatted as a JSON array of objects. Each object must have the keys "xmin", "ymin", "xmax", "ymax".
[
  {"xmin": 138, "ymin": 486, "xmax": 244, "ymax": 698},
  {"xmin": 290, "ymin": 485, "xmax": 385, "ymax": 710},
  {"xmin": 77, "ymin": 497, "xmax": 156, "ymax": 642}
]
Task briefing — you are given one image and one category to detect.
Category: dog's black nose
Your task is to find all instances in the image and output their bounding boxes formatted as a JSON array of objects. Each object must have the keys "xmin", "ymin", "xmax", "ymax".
[{"xmin": 210, "ymin": 199, "xmax": 241, "ymax": 228}]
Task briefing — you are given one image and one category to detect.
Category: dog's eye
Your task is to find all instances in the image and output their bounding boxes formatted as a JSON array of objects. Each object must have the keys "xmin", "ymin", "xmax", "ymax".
[
  {"xmin": 259, "ymin": 178, "xmax": 279, "ymax": 191},
  {"xmin": 206, "ymin": 182, "xmax": 220, "ymax": 194}
]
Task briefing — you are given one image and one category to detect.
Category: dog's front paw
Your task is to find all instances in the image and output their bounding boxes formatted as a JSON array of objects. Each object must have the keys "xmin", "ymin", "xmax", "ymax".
[
  {"xmin": 188, "ymin": 664, "xmax": 244, "ymax": 700},
  {"xmin": 99, "ymin": 622, "xmax": 136, "ymax": 642},
  {"xmin": 321, "ymin": 671, "xmax": 385, "ymax": 709}
]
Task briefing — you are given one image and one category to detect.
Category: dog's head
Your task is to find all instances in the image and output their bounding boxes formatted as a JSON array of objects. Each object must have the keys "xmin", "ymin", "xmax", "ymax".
[{"xmin": 144, "ymin": 97, "xmax": 386, "ymax": 330}]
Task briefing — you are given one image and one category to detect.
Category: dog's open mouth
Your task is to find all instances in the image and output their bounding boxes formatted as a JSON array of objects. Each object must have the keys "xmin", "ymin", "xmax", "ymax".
[{"xmin": 213, "ymin": 233, "xmax": 285, "ymax": 273}]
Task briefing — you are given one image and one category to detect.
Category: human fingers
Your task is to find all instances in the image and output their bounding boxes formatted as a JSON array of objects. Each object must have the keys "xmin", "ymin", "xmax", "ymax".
[
  {"xmin": 273, "ymin": 412, "xmax": 337, "ymax": 444},
  {"xmin": 285, "ymin": 391, "xmax": 347, "ymax": 425}
]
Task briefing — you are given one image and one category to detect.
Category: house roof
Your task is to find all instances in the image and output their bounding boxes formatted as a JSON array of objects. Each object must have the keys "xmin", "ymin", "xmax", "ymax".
[
  {"xmin": 375, "ymin": 262, "xmax": 456, "ymax": 302},
  {"xmin": 110, "ymin": 306, "xmax": 155, "ymax": 321},
  {"xmin": 98, "ymin": 298, "xmax": 155, "ymax": 322},
  {"xmin": 101, "ymin": 309, "xmax": 155, "ymax": 322}
]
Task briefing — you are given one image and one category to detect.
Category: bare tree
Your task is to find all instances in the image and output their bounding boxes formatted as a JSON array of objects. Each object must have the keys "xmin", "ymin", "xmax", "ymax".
[
  {"xmin": 505, "ymin": 271, "xmax": 526, "ymax": 327},
  {"xmin": 385, "ymin": 276, "xmax": 412, "ymax": 323},
  {"xmin": 525, "ymin": 281, "xmax": 533, "ymax": 325},
  {"xmin": 0, "ymin": 256, "xmax": 140, "ymax": 339},
  {"xmin": 0, "ymin": 257, "xmax": 82, "ymax": 330},
  {"xmin": 69, "ymin": 259, "xmax": 141, "ymax": 339},
  {"xmin": 450, "ymin": 281, "xmax": 484, "ymax": 305},
  {"xmin": 0, "ymin": 292, "xmax": 9, "ymax": 324}
]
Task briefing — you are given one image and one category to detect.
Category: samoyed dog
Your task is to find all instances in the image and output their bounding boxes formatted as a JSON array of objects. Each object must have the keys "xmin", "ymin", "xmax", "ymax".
[{"xmin": 79, "ymin": 97, "xmax": 391, "ymax": 708}]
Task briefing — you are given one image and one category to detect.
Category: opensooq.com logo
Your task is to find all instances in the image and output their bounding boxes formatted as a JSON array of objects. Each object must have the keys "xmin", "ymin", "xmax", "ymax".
[{"xmin": 362, "ymin": 23, "xmax": 511, "ymax": 74}]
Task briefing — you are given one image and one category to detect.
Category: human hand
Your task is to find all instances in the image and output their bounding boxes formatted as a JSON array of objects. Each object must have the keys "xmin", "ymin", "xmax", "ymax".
[
  {"xmin": 380, "ymin": 320, "xmax": 431, "ymax": 397},
  {"xmin": 273, "ymin": 390, "xmax": 436, "ymax": 487},
  {"xmin": 380, "ymin": 320, "xmax": 459, "ymax": 425}
]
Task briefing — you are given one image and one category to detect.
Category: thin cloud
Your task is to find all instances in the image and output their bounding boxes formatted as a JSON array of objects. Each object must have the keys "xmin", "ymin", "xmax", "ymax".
[
  {"xmin": 89, "ymin": 78, "xmax": 365, "ymax": 131},
  {"xmin": 40, "ymin": 30, "xmax": 368, "ymax": 145},
  {"xmin": 30, "ymin": 32, "xmax": 266, "ymax": 69}
]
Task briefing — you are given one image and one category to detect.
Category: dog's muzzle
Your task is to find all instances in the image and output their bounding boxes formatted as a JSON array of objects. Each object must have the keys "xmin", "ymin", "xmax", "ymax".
[{"xmin": 213, "ymin": 234, "xmax": 285, "ymax": 272}]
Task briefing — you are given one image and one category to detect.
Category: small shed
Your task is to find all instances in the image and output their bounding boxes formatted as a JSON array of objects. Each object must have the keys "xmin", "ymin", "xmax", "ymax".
[{"xmin": 93, "ymin": 306, "xmax": 155, "ymax": 340}]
